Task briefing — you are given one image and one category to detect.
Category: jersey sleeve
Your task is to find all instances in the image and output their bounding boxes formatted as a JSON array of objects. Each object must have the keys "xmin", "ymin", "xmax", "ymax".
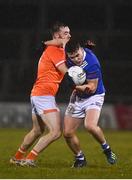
[
  {"xmin": 51, "ymin": 48, "xmax": 66, "ymax": 67},
  {"xmin": 86, "ymin": 64, "xmax": 100, "ymax": 79}
]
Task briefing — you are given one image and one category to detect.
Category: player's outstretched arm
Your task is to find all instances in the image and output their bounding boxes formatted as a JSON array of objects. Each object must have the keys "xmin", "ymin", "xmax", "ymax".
[
  {"xmin": 44, "ymin": 38, "xmax": 69, "ymax": 47},
  {"xmin": 44, "ymin": 39, "xmax": 68, "ymax": 47},
  {"xmin": 44, "ymin": 39, "xmax": 62, "ymax": 46}
]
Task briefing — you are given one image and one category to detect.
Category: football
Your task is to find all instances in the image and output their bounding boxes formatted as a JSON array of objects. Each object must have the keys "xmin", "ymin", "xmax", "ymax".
[{"xmin": 68, "ymin": 66, "xmax": 86, "ymax": 85}]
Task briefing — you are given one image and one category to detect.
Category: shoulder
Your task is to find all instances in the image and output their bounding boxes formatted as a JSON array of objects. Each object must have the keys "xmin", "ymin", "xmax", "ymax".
[
  {"xmin": 45, "ymin": 45, "xmax": 65, "ymax": 58},
  {"xmin": 84, "ymin": 48, "xmax": 97, "ymax": 58},
  {"xmin": 46, "ymin": 45, "xmax": 64, "ymax": 53},
  {"xmin": 45, "ymin": 46, "xmax": 66, "ymax": 65},
  {"xmin": 84, "ymin": 48, "xmax": 99, "ymax": 63}
]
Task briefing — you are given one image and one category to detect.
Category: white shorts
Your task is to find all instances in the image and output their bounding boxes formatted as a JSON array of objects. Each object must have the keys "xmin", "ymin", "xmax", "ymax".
[
  {"xmin": 31, "ymin": 96, "xmax": 60, "ymax": 116},
  {"xmin": 65, "ymin": 93, "xmax": 105, "ymax": 118}
]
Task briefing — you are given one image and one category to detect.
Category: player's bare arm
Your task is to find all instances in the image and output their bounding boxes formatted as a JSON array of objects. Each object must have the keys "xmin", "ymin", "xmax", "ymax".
[
  {"xmin": 44, "ymin": 39, "xmax": 68, "ymax": 48},
  {"xmin": 44, "ymin": 39, "xmax": 63, "ymax": 46},
  {"xmin": 57, "ymin": 62, "xmax": 68, "ymax": 74},
  {"xmin": 75, "ymin": 78, "xmax": 98, "ymax": 94}
]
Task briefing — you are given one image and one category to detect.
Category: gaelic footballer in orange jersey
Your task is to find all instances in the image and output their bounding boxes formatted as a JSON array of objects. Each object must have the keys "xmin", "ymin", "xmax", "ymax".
[
  {"xmin": 10, "ymin": 22, "xmax": 71, "ymax": 167},
  {"xmin": 31, "ymin": 45, "xmax": 66, "ymax": 96}
]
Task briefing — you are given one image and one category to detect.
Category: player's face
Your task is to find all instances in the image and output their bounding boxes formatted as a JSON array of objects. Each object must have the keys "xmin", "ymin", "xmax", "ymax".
[
  {"xmin": 68, "ymin": 47, "xmax": 84, "ymax": 66},
  {"xmin": 57, "ymin": 26, "xmax": 71, "ymax": 42}
]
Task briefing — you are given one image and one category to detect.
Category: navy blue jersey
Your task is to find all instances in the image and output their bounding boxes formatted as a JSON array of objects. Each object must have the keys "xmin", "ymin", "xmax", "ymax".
[{"xmin": 66, "ymin": 48, "xmax": 105, "ymax": 98}]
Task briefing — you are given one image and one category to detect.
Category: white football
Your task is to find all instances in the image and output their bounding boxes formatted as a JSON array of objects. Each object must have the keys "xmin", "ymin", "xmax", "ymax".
[{"xmin": 68, "ymin": 66, "xmax": 86, "ymax": 85}]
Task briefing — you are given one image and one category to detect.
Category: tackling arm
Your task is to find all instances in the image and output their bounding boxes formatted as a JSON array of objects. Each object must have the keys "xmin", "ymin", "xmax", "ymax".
[
  {"xmin": 75, "ymin": 78, "xmax": 98, "ymax": 94},
  {"xmin": 44, "ymin": 39, "xmax": 63, "ymax": 46},
  {"xmin": 44, "ymin": 39, "xmax": 68, "ymax": 48},
  {"xmin": 57, "ymin": 62, "xmax": 68, "ymax": 74}
]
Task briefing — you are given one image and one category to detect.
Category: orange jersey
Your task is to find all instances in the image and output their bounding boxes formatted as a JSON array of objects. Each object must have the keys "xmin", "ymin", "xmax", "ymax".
[{"xmin": 31, "ymin": 45, "xmax": 66, "ymax": 96}]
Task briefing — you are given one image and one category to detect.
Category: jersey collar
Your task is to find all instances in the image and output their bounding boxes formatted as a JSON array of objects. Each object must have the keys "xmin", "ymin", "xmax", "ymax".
[{"xmin": 83, "ymin": 49, "xmax": 86, "ymax": 60}]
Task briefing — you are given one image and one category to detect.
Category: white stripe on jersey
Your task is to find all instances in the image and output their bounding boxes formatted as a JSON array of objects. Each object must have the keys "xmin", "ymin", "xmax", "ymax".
[{"xmin": 56, "ymin": 60, "xmax": 65, "ymax": 67}]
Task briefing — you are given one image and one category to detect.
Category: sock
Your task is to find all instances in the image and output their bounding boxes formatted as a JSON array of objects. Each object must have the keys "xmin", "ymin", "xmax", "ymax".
[
  {"xmin": 76, "ymin": 151, "xmax": 84, "ymax": 160},
  {"xmin": 77, "ymin": 150, "xmax": 83, "ymax": 157},
  {"xmin": 15, "ymin": 147, "xmax": 26, "ymax": 160},
  {"xmin": 101, "ymin": 142, "xmax": 110, "ymax": 150},
  {"xmin": 26, "ymin": 149, "xmax": 38, "ymax": 160}
]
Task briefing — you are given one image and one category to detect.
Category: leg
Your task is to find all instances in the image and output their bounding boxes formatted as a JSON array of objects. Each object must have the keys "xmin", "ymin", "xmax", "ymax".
[
  {"xmin": 10, "ymin": 113, "xmax": 45, "ymax": 165},
  {"xmin": 63, "ymin": 115, "xmax": 82, "ymax": 155},
  {"xmin": 84, "ymin": 109, "xmax": 106, "ymax": 144},
  {"xmin": 84, "ymin": 109, "xmax": 117, "ymax": 164},
  {"xmin": 63, "ymin": 115, "xmax": 87, "ymax": 168},
  {"xmin": 33, "ymin": 111, "xmax": 61, "ymax": 152},
  {"xmin": 21, "ymin": 111, "xmax": 61, "ymax": 167},
  {"xmin": 21, "ymin": 114, "xmax": 45, "ymax": 150}
]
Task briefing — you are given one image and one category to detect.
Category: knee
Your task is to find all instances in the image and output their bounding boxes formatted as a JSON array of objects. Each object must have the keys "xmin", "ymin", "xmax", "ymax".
[
  {"xmin": 84, "ymin": 123, "xmax": 96, "ymax": 133},
  {"xmin": 32, "ymin": 129, "xmax": 42, "ymax": 137},
  {"xmin": 63, "ymin": 129, "xmax": 73, "ymax": 139},
  {"xmin": 50, "ymin": 130, "xmax": 62, "ymax": 141}
]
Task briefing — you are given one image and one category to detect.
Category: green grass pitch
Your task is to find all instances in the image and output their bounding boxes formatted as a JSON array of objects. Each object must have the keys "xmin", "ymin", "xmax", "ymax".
[{"xmin": 0, "ymin": 128, "xmax": 132, "ymax": 179}]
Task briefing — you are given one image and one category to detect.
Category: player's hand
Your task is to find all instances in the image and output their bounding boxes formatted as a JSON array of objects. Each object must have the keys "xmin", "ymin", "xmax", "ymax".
[{"xmin": 76, "ymin": 84, "xmax": 95, "ymax": 94}]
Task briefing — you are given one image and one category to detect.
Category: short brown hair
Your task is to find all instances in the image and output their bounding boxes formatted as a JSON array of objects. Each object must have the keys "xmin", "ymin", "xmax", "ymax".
[{"xmin": 50, "ymin": 21, "xmax": 68, "ymax": 36}]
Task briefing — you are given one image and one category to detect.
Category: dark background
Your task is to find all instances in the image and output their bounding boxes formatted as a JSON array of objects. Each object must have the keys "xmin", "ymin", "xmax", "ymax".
[{"xmin": 0, "ymin": 0, "xmax": 132, "ymax": 104}]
